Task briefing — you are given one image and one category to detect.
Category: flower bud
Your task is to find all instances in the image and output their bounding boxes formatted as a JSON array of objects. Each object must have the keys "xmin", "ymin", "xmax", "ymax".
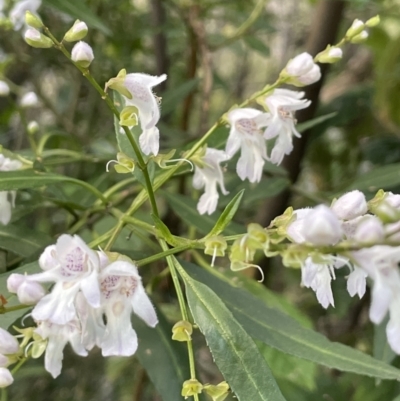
[
  {"xmin": 27, "ymin": 120, "xmax": 39, "ymax": 134},
  {"xmin": 354, "ymin": 216, "xmax": 384, "ymax": 243},
  {"xmin": 247, "ymin": 223, "xmax": 269, "ymax": 249},
  {"xmin": 283, "ymin": 52, "xmax": 321, "ymax": 86},
  {"xmin": 0, "ymin": 367, "xmax": 13, "ymax": 388},
  {"xmin": 71, "ymin": 41, "xmax": 94, "ymax": 68},
  {"xmin": 303, "ymin": 205, "xmax": 342, "ymax": 245},
  {"xmin": 20, "ymin": 91, "xmax": 39, "ymax": 108},
  {"xmin": 331, "ymin": 190, "xmax": 367, "ymax": 220},
  {"xmin": 39, "ymin": 244, "xmax": 57, "ymax": 270},
  {"xmin": 17, "ymin": 280, "xmax": 46, "ymax": 305},
  {"xmin": 346, "ymin": 19, "xmax": 365, "ymax": 38},
  {"xmin": 351, "ymin": 30, "xmax": 368, "ymax": 44},
  {"xmin": 24, "ymin": 28, "xmax": 53, "ymax": 48},
  {"xmin": 203, "ymin": 381, "xmax": 230, "ymax": 401},
  {"xmin": 366, "ymin": 15, "xmax": 380, "ymax": 28},
  {"xmin": 315, "ymin": 46, "xmax": 343, "ymax": 64},
  {"xmin": 0, "ymin": 81, "xmax": 10, "ymax": 97},
  {"xmin": 369, "ymin": 191, "xmax": 400, "ymax": 223},
  {"xmin": 286, "ymin": 208, "xmax": 312, "ymax": 243},
  {"xmin": 7, "ymin": 273, "xmax": 25, "ymax": 293},
  {"xmin": 0, "ymin": 329, "xmax": 19, "ymax": 355},
  {"xmin": 0, "ymin": 354, "xmax": 8, "ymax": 367},
  {"xmin": 64, "ymin": 20, "xmax": 88, "ymax": 42},
  {"xmin": 181, "ymin": 379, "xmax": 203, "ymax": 399},
  {"xmin": 172, "ymin": 320, "xmax": 193, "ymax": 342},
  {"xmin": 25, "ymin": 11, "xmax": 43, "ymax": 29}
]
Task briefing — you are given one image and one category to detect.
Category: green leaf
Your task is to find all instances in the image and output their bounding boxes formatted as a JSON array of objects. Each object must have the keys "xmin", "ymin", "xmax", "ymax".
[
  {"xmin": 151, "ymin": 213, "xmax": 177, "ymax": 245},
  {"xmin": 163, "ymin": 192, "xmax": 244, "ymax": 235},
  {"xmin": 0, "ymin": 262, "xmax": 40, "ymax": 329},
  {"xmin": 206, "ymin": 189, "xmax": 244, "ymax": 238},
  {"xmin": 182, "ymin": 261, "xmax": 400, "ymax": 380},
  {"xmin": 43, "ymin": 0, "xmax": 111, "ymax": 35},
  {"xmin": 0, "ymin": 225, "xmax": 52, "ymax": 257},
  {"xmin": 176, "ymin": 262, "xmax": 286, "ymax": 401},
  {"xmin": 133, "ymin": 306, "xmax": 190, "ymax": 401},
  {"xmin": 161, "ymin": 79, "xmax": 199, "ymax": 116},
  {"xmin": 346, "ymin": 163, "xmax": 400, "ymax": 193},
  {"xmin": 243, "ymin": 36, "xmax": 270, "ymax": 56},
  {"xmin": 296, "ymin": 112, "xmax": 337, "ymax": 133}
]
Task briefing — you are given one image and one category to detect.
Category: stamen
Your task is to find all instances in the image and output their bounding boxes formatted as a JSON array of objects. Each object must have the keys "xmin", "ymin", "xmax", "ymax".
[
  {"xmin": 211, "ymin": 247, "xmax": 217, "ymax": 267},
  {"xmin": 164, "ymin": 158, "xmax": 194, "ymax": 172},
  {"xmin": 106, "ymin": 160, "xmax": 118, "ymax": 172}
]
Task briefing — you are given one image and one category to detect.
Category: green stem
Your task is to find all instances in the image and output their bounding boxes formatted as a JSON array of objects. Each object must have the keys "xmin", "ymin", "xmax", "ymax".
[
  {"xmin": 0, "ymin": 304, "xmax": 30, "ymax": 314},
  {"xmin": 136, "ymin": 244, "xmax": 194, "ymax": 267}
]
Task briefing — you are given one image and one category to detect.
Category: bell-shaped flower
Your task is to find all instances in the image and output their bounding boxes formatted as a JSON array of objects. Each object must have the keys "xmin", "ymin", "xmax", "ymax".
[
  {"xmin": 29, "ymin": 234, "xmax": 101, "ymax": 325},
  {"xmin": 263, "ymin": 89, "xmax": 311, "ymax": 165},
  {"xmin": 226, "ymin": 108, "xmax": 269, "ymax": 183},
  {"xmin": 106, "ymin": 70, "xmax": 167, "ymax": 156},
  {"xmin": 192, "ymin": 148, "xmax": 229, "ymax": 215},
  {"xmin": 331, "ymin": 190, "xmax": 368, "ymax": 220},
  {"xmin": 303, "ymin": 205, "xmax": 343, "ymax": 245},
  {"xmin": 283, "ymin": 52, "xmax": 321, "ymax": 86},
  {"xmin": 34, "ymin": 319, "xmax": 87, "ymax": 378},
  {"xmin": 0, "ymin": 367, "xmax": 13, "ymax": 388},
  {"xmin": 99, "ymin": 257, "xmax": 157, "ymax": 357}
]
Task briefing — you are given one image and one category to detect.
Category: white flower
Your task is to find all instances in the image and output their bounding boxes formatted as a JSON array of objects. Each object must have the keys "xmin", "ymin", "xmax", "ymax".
[
  {"xmin": 346, "ymin": 267, "xmax": 367, "ymax": 299},
  {"xmin": 9, "ymin": 0, "xmax": 41, "ymax": 30},
  {"xmin": 226, "ymin": 108, "xmax": 269, "ymax": 183},
  {"xmin": 20, "ymin": 91, "xmax": 39, "ymax": 108},
  {"xmin": 99, "ymin": 258, "xmax": 157, "ymax": 357},
  {"xmin": 29, "ymin": 234, "xmax": 101, "ymax": 325},
  {"xmin": 354, "ymin": 216, "xmax": 384, "ymax": 243},
  {"xmin": 71, "ymin": 41, "xmax": 94, "ymax": 68},
  {"xmin": 286, "ymin": 208, "xmax": 312, "ymax": 243},
  {"xmin": 0, "ymin": 81, "xmax": 9, "ymax": 96},
  {"xmin": 0, "ymin": 328, "xmax": 19, "ymax": 355},
  {"xmin": 192, "ymin": 148, "xmax": 229, "ymax": 215},
  {"xmin": 7, "ymin": 273, "xmax": 46, "ymax": 305},
  {"xmin": 263, "ymin": 89, "xmax": 311, "ymax": 165},
  {"xmin": 284, "ymin": 52, "xmax": 321, "ymax": 86},
  {"xmin": 331, "ymin": 190, "xmax": 368, "ymax": 220},
  {"xmin": 303, "ymin": 205, "xmax": 343, "ymax": 245},
  {"xmin": 0, "ymin": 367, "xmax": 13, "ymax": 388},
  {"xmin": 35, "ymin": 319, "xmax": 87, "ymax": 378},
  {"xmin": 108, "ymin": 72, "xmax": 167, "ymax": 156}
]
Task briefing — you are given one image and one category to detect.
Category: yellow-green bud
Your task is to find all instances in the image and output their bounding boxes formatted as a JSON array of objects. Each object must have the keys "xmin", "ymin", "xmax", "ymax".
[
  {"xmin": 346, "ymin": 19, "xmax": 365, "ymax": 38},
  {"xmin": 64, "ymin": 20, "xmax": 88, "ymax": 42},
  {"xmin": 204, "ymin": 236, "xmax": 227, "ymax": 266},
  {"xmin": 247, "ymin": 223, "xmax": 269, "ymax": 249},
  {"xmin": 120, "ymin": 106, "xmax": 139, "ymax": 127},
  {"xmin": 181, "ymin": 379, "xmax": 203, "ymax": 399},
  {"xmin": 315, "ymin": 45, "xmax": 343, "ymax": 64},
  {"xmin": 366, "ymin": 15, "xmax": 380, "ymax": 28},
  {"xmin": 172, "ymin": 320, "xmax": 193, "ymax": 342},
  {"xmin": 350, "ymin": 31, "xmax": 368, "ymax": 44},
  {"xmin": 24, "ymin": 28, "xmax": 53, "ymax": 48},
  {"xmin": 203, "ymin": 381, "xmax": 230, "ymax": 401},
  {"xmin": 27, "ymin": 121, "xmax": 39, "ymax": 135},
  {"xmin": 71, "ymin": 41, "xmax": 94, "ymax": 68},
  {"xmin": 25, "ymin": 11, "xmax": 43, "ymax": 29}
]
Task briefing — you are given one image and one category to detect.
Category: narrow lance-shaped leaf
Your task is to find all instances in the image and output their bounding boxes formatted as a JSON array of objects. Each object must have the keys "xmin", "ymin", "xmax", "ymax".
[
  {"xmin": 206, "ymin": 189, "xmax": 244, "ymax": 238},
  {"xmin": 175, "ymin": 260, "xmax": 287, "ymax": 401},
  {"xmin": 182, "ymin": 261, "xmax": 400, "ymax": 381}
]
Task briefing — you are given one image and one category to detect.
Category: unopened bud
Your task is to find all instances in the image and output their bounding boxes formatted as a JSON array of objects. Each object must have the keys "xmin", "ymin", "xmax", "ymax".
[
  {"xmin": 64, "ymin": 20, "xmax": 88, "ymax": 42},
  {"xmin": 351, "ymin": 30, "xmax": 369, "ymax": 44},
  {"xmin": 0, "ymin": 367, "xmax": 13, "ymax": 388},
  {"xmin": 24, "ymin": 28, "xmax": 53, "ymax": 48},
  {"xmin": 203, "ymin": 381, "xmax": 230, "ymax": 401},
  {"xmin": 366, "ymin": 15, "xmax": 380, "ymax": 28},
  {"xmin": 283, "ymin": 52, "xmax": 321, "ymax": 86},
  {"xmin": 331, "ymin": 190, "xmax": 367, "ymax": 220},
  {"xmin": 369, "ymin": 191, "xmax": 400, "ymax": 223},
  {"xmin": 172, "ymin": 320, "xmax": 193, "ymax": 342},
  {"xmin": 0, "ymin": 328, "xmax": 19, "ymax": 355},
  {"xmin": 27, "ymin": 120, "xmax": 39, "ymax": 134},
  {"xmin": 315, "ymin": 46, "xmax": 343, "ymax": 64},
  {"xmin": 71, "ymin": 41, "xmax": 94, "ymax": 68},
  {"xmin": 20, "ymin": 91, "xmax": 39, "ymax": 108},
  {"xmin": 39, "ymin": 244, "xmax": 57, "ymax": 270},
  {"xmin": 286, "ymin": 208, "xmax": 312, "ymax": 244},
  {"xmin": 181, "ymin": 379, "xmax": 203, "ymax": 399},
  {"xmin": 17, "ymin": 280, "xmax": 46, "ymax": 305},
  {"xmin": 0, "ymin": 81, "xmax": 10, "ymax": 97},
  {"xmin": 25, "ymin": 11, "xmax": 43, "ymax": 29},
  {"xmin": 7, "ymin": 273, "xmax": 25, "ymax": 293},
  {"xmin": 354, "ymin": 216, "xmax": 384, "ymax": 243},
  {"xmin": 304, "ymin": 205, "xmax": 342, "ymax": 245},
  {"xmin": 346, "ymin": 19, "xmax": 365, "ymax": 38},
  {"xmin": 0, "ymin": 354, "xmax": 8, "ymax": 367}
]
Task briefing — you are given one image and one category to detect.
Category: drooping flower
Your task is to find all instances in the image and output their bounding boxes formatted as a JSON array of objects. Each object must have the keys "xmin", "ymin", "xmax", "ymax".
[
  {"xmin": 29, "ymin": 234, "xmax": 101, "ymax": 325},
  {"xmin": 106, "ymin": 71, "xmax": 167, "ymax": 156},
  {"xmin": 99, "ymin": 256, "xmax": 157, "ymax": 356},
  {"xmin": 226, "ymin": 108, "xmax": 269, "ymax": 183},
  {"xmin": 0, "ymin": 155, "xmax": 22, "ymax": 225},
  {"xmin": 192, "ymin": 148, "xmax": 229, "ymax": 215},
  {"xmin": 263, "ymin": 89, "xmax": 311, "ymax": 165}
]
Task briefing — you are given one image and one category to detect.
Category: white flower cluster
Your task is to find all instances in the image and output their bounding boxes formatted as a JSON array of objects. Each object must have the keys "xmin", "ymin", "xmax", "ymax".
[
  {"xmin": 6, "ymin": 234, "xmax": 157, "ymax": 379},
  {"xmin": 286, "ymin": 190, "xmax": 400, "ymax": 354},
  {"xmin": 0, "ymin": 328, "xmax": 19, "ymax": 388},
  {"xmin": 0, "ymin": 0, "xmax": 41, "ymax": 30}
]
